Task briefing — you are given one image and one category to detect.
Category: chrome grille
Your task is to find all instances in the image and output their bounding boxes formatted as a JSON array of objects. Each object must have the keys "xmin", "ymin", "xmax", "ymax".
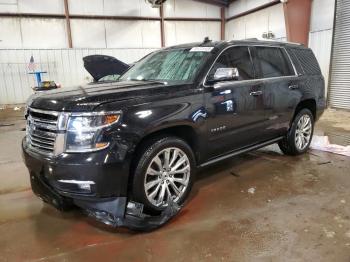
[{"xmin": 26, "ymin": 108, "xmax": 59, "ymax": 155}]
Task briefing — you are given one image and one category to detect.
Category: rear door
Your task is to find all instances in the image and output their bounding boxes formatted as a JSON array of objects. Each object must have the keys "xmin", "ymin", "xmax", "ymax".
[
  {"xmin": 204, "ymin": 46, "xmax": 268, "ymax": 159},
  {"xmin": 252, "ymin": 46, "xmax": 300, "ymax": 139}
]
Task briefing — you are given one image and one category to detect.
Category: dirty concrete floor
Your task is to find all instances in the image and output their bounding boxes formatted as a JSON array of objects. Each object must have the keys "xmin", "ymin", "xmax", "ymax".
[{"xmin": 0, "ymin": 108, "xmax": 350, "ymax": 261}]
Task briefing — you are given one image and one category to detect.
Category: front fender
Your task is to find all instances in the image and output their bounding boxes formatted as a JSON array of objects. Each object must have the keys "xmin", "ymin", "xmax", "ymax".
[
  {"xmin": 123, "ymin": 101, "xmax": 207, "ymax": 145},
  {"xmin": 96, "ymin": 89, "xmax": 206, "ymax": 161}
]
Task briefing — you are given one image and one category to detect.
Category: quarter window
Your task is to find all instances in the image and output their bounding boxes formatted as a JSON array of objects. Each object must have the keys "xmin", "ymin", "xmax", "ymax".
[
  {"xmin": 207, "ymin": 46, "xmax": 255, "ymax": 81},
  {"xmin": 255, "ymin": 47, "xmax": 295, "ymax": 78}
]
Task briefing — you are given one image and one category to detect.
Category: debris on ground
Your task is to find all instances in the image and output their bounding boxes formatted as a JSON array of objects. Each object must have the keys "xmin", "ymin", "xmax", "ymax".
[
  {"xmin": 311, "ymin": 136, "xmax": 350, "ymax": 157},
  {"xmin": 340, "ymin": 199, "xmax": 346, "ymax": 204},
  {"xmin": 13, "ymin": 107, "xmax": 21, "ymax": 111},
  {"xmin": 334, "ymin": 215, "xmax": 348, "ymax": 225},
  {"xmin": 323, "ymin": 227, "xmax": 336, "ymax": 238},
  {"xmin": 345, "ymin": 231, "xmax": 350, "ymax": 238},
  {"xmin": 317, "ymin": 161, "xmax": 332, "ymax": 165},
  {"xmin": 0, "ymin": 123, "xmax": 15, "ymax": 127},
  {"xmin": 309, "ymin": 151, "xmax": 321, "ymax": 157},
  {"xmin": 247, "ymin": 187, "xmax": 255, "ymax": 194},
  {"xmin": 230, "ymin": 171, "xmax": 240, "ymax": 177}
]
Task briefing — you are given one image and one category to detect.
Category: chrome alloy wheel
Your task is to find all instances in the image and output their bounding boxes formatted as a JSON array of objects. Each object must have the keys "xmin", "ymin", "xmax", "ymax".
[
  {"xmin": 144, "ymin": 147, "xmax": 190, "ymax": 207},
  {"xmin": 295, "ymin": 114, "xmax": 312, "ymax": 151}
]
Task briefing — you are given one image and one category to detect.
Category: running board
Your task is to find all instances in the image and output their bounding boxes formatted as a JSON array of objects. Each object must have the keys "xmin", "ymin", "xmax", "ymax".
[{"xmin": 199, "ymin": 136, "xmax": 284, "ymax": 168}]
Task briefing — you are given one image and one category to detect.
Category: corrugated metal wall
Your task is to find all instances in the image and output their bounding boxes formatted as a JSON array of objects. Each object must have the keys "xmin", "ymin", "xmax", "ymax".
[
  {"xmin": 0, "ymin": 0, "xmax": 221, "ymax": 49},
  {"xmin": 0, "ymin": 48, "xmax": 156, "ymax": 105},
  {"xmin": 225, "ymin": 2, "xmax": 287, "ymax": 41},
  {"xmin": 164, "ymin": 0, "xmax": 221, "ymax": 46},
  {"xmin": 0, "ymin": 0, "xmax": 340, "ymax": 106},
  {"xmin": 328, "ymin": 0, "xmax": 350, "ymax": 110},
  {"xmin": 0, "ymin": 0, "xmax": 222, "ymax": 105}
]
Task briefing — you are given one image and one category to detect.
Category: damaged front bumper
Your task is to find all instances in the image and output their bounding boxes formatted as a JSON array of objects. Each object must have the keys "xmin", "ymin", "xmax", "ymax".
[
  {"xmin": 30, "ymin": 171, "xmax": 181, "ymax": 231},
  {"xmin": 23, "ymin": 138, "xmax": 181, "ymax": 231}
]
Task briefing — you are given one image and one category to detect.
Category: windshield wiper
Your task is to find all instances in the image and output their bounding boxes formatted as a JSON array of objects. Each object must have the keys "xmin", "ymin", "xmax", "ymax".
[{"xmin": 128, "ymin": 79, "xmax": 167, "ymax": 85}]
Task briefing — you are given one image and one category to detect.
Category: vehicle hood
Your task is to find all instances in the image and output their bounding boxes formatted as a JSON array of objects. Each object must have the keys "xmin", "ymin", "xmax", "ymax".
[
  {"xmin": 29, "ymin": 81, "xmax": 189, "ymax": 112},
  {"xmin": 83, "ymin": 55, "xmax": 130, "ymax": 81}
]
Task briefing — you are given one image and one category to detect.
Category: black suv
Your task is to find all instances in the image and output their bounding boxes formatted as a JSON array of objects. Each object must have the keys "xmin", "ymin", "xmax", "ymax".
[{"xmin": 22, "ymin": 40, "xmax": 325, "ymax": 230}]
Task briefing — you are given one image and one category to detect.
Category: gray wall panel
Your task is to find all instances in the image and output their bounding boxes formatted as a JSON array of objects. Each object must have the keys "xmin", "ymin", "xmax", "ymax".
[{"xmin": 0, "ymin": 48, "xmax": 156, "ymax": 105}]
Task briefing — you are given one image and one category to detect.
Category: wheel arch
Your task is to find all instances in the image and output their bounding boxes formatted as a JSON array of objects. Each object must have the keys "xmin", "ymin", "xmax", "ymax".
[
  {"xmin": 128, "ymin": 124, "xmax": 200, "ymax": 189},
  {"xmin": 293, "ymin": 99, "xmax": 316, "ymax": 121}
]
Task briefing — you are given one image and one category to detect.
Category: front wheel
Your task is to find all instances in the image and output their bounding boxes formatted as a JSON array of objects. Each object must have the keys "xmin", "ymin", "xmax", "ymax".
[
  {"xmin": 131, "ymin": 137, "xmax": 195, "ymax": 212},
  {"xmin": 278, "ymin": 108, "xmax": 314, "ymax": 155}
]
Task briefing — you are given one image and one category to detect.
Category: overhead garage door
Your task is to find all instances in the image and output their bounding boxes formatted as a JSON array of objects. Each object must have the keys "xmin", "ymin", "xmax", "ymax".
[{"xmin": 329, "ymin": 0, "xmax": 350, "ymax": 110}]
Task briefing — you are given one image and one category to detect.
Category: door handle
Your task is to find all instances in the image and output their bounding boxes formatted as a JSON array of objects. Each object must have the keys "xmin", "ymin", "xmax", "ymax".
[
  {"xmin": 289, "ymin": 85, "xmax": 299, "ymax": 90},
  {"xmin": 250, "ymin": 90, "xmax": 263, "ymax": 96}
]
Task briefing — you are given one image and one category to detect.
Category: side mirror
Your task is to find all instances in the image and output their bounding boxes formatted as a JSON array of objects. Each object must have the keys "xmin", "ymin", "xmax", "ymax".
[{"xmin": 213, "ymin": 67, "xmax": 239, "ymax": 82}]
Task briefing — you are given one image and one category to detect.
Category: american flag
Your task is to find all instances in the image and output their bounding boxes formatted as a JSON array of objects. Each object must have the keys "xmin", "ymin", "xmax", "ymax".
[{"xmin": 28, "ymin": 55, "xmax": 35, "ymax": 72}]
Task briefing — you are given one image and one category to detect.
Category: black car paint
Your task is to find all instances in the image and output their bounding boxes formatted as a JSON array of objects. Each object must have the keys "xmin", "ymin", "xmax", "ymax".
[{"xmin": 22, "ymin": 40, "xmax": 326, "ymax": 230}]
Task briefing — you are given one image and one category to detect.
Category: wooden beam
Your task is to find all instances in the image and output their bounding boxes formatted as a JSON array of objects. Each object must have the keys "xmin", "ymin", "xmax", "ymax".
[
  {"xmin": 0, "ymin": 13, "xmax": 221, "ymax": 22},
  {"xmin": 0, "ymin": 13, "xmax": 65, "ymax": 18},
  {"xmin": 164, "ymin": 17, "xmax": 221, "ymax": 22},
  {"xmin": 160, "ymin": 4, "xmax": 165, "ymax": 47},
  {"xmin": 0, "ymin": 12, "xmax": 162, "ymax": 20},
  {"xmin": 63, "ymin": 0, "xmax": 73, "ymax": 48},
  {"xmin": 69, "ymin": 15, "xmax": 161, "ymax": 21},
  {"xmin": 221, "ymin": 7, "xmax": 225, "ymax": 40}
]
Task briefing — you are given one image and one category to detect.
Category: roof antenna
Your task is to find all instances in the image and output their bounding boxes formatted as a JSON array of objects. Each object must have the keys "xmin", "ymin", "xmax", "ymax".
[{"xmin": 203, "ymin": 36, "xmax": 211, "ymax": 43}]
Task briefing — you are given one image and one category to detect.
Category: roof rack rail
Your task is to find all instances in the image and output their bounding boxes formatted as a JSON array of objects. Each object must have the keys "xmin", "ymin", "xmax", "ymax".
[
  {"xmin": 260, "ymin": 38, "xmax": 304, "ymax": 46},
  {"xmin": 229, "ymin": 38, "xmax": 304, "ymax": 46}
]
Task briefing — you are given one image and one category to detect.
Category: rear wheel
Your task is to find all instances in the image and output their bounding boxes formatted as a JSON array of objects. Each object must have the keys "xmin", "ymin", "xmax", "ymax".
[
  {"xmin": 278, "ymin": 108, "xmax": 314, "ymax": 155},
  {"xmin": 131, "ymin": 137, "xmax": 195, "ymax": 212}
]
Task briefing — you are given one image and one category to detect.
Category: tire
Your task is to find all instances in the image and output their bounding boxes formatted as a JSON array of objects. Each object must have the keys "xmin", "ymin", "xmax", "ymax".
[
  {"xmin": 278, "ymin": 108, "xmax": 314, "ymax": 156},
  {"xmin": 131, "ymin": 136, "xmax": 196, "ymax": 212}
]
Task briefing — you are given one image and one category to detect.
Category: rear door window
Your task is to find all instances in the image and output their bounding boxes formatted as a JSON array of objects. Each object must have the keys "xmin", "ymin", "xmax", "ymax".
[
  {"xmin": 255, "ymin": 47, "xmax": 295, "ymax": 78},
  {"xmin": 207, "ymin": 46, "xmax": 255, "ymax": 81}
]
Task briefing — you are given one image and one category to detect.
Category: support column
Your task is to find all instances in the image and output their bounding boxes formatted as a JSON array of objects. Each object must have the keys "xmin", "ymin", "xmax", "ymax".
[
  {"xmin": 64, "ymin": 0, "xmax": 73, "ymax": 48},
  {"xmin": 160, "ymin": 4, "xmax": 165, "ymax": 47},
  {"xmin": 221, "ymin": 7, "xmax": 225, "ymax": 40},
  {"xmin": 283, "ymin": 0, "xmax": 312, "ymax": 46}
]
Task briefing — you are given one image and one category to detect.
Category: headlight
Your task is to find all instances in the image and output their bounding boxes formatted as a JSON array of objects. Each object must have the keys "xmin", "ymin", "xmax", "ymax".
[{"xmin": 65, "ymin": 112, "xmax": 120, "ymax": 153}]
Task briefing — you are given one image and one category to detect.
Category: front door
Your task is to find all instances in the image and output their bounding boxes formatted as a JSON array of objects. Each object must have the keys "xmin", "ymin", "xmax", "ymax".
[{"xmin": 204, "ymin": 46, "xmax": 269, "ymax": 159}]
